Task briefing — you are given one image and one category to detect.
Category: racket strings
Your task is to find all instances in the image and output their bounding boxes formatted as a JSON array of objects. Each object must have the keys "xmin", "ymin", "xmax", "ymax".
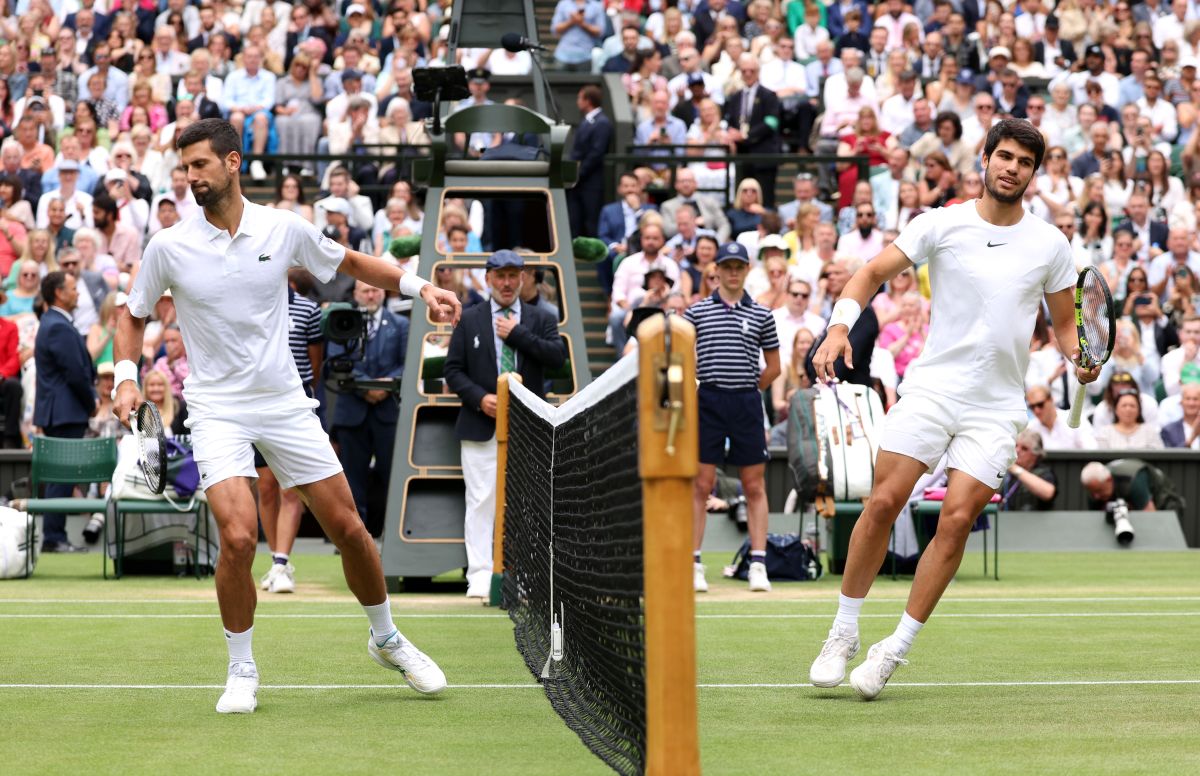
[
  {"xmin": 1080, "ymin": 279, "xmax": 1114, "ymax": 365},
  {"xmin": 137, "ymin": 403, "xmax": 167, "ymax": 494}
]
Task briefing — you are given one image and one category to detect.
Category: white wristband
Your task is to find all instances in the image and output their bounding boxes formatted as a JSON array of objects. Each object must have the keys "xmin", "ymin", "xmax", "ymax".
[
  {"xmin": 399, "ymin": 271, "xmax": 431, "ymax": 298},
  {"xmin": 112, "ymin": 359, "xmax": 139, "ymax": 400},
  {"xmin": 829, "ymin": 298, "xmax": 862, "ymax": 331}
]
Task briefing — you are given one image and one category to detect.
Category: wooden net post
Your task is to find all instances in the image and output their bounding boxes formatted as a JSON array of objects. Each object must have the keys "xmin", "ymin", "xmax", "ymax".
[
  {"xmin": 636, "ymin": 315, "xmax": 701, "ymax": 776},
  {"xmin": 490, "ymin": 373, "xmax": 519, "ymax": 606}
]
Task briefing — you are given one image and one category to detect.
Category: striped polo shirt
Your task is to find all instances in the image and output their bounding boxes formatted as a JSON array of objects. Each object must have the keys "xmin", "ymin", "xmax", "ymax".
[
  {"xmin": 684, "ymin": 290, "xmax": 780, "ymax": 391},
  {"xmin": 287, "ymin": 288, "xmax": 322, "ymax": 387}
]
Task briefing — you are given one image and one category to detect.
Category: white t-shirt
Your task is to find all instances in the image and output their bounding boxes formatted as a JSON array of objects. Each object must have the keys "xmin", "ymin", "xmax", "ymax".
[
  {"xmin": 127, "ymin": 199, "xmax": 346, "ymax": 407},
  {"xmin": 891, "ymin": 200, "xmax": 1077, "ymax": 411}
]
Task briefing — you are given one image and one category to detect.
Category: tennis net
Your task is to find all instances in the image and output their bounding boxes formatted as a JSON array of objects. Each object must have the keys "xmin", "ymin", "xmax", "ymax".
[
  {"xmin": 498, "ymin": 317, "xmax": 700, "ymax": 776},
  {"xmin": 504, "ymin": 355, "xmax": 646, "ymax": 775}
]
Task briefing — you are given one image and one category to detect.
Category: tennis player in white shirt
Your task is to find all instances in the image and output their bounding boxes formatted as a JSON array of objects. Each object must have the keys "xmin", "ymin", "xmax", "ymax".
[
  {"xmin": 808, "ymin": 119, "xmax": 1101, "ymax": 700},
  {"xmin": 112, "ymin": 119, "xmax": 462, "ymax": 714}
]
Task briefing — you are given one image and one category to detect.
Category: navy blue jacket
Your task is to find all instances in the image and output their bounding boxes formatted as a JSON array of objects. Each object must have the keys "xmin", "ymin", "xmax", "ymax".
[
  {"xmin": 598, "ymin": 201, "xmax": 658, "ymax": 260},
  {"xmin": 329, "ymin": 308, "xmax": 409, "ymax": 427},
  {"xmin": 33, "ymin": 308, "xmax": 96, "ymax": 428},
  {"xmin": 443, "ymin": 301, "xmax": 566, "ymax": 442},
  {"xmin": 570, "ymin": 110, "xmax": 613, "ymax": 189}
]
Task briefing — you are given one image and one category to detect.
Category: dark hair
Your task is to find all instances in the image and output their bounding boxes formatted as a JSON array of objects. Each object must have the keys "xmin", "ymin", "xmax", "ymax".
[
  {"xmin": 176, "ymin": 118, "xmax": 242, "ymax": 161},
  {"xmin": 92, "ymin": 189, "xmax": 119, "ymax": 217},
  {"xmin": 0, "ymin": 173, "xmax": 21, "ymax": 202},
  {"xmin": 1112, "ymin": 390, "xmax": 1145, "ymax": 424},
  {"xmin": 276, "ymin": 173, "xmax": 306, "ymax": 204},
  {"xmin": 578, "ymin": 84, "xmax": 603, "ymax": 110},
  {"xmin": 983, "ymin": 117, "xmax": 1047, "ymax": 169},
  {"xmin": 446, "ymin": 224, "xmax": 468, "ymax": 238},
  {"xmin": 934, "ymin": 111, "xmax": 962, "ymax": 140},
  {"xmin": 1081, "ymin": 201, "xmax": 1108, "ymax": 238},
  {"xmin": 41, "ymin": 270, "xmax": 69, "ymax": 306},
  {"xmin": 695, "ymin": 234, "xmax": 720, "ymax": 253}
]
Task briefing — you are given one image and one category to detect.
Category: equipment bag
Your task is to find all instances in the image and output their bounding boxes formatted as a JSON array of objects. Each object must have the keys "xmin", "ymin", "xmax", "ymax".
[
  {"xmin": 814, "ymin": 382, "xmax": 884, "ymax": 501},
  {"xmin": 786, "ymin": 387, "xmax": 822, "ymax": 505},
  {"xmin": 727, "ymin": 533, "xmax": 822, "ymax": 582},
  {"xmin": 0, "ymin": 505, "xmax": 40, "ymax": 579}
]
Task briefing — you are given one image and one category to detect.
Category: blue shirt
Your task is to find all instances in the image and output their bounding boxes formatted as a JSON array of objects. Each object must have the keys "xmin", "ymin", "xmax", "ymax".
[
  {"xmin": 551, "ymin": 0, "xmax": 604, "ymax": 65},
  {"xmin": 634, "ymin": 116, "xmax": 689, "ymax": 158},
  {"xmin": 77, "ymin": 66, "xmax": 129, "ymax": 111},
  {"xmin": 223, "ymin": 68, "xmax": 277, "ymax": 114}
]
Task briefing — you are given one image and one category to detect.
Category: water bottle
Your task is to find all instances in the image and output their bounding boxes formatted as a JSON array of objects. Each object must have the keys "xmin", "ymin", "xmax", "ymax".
[{"xmin": 173, "ymin": 541, "xmax": 191, "ymax": 576}]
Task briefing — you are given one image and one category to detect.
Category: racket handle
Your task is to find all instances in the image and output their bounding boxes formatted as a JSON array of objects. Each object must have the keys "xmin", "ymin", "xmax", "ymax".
[{"xmin": 1067, "ymin": 383, "xmax": 1087, "ymax": 429}]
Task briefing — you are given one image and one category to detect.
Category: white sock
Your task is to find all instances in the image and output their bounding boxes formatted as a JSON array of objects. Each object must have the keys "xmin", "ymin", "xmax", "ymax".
[
  {"xmin": 224, "ymin": 626, "xmax": 254, "ymax": 666},
  {"xmin": 885, "ymin": 612, "xmax": 925, "ymax": 657},
  {"xmin": 833, "ymin": 593, "xmax": 865, "ymax": 633},
  {"xmin": 364, "ymin": 599, "xmax": 397, "ymax": 644}
]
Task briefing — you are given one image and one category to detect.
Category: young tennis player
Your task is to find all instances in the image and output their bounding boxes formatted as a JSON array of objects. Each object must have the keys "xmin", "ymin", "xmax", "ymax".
[
  {"xmin": 807, "ymin": 119, "xmax": 1101, "ymax": 699},
  {"xmin": 112, "ymin": 120, "xmax": 462, "ymax": 713}
]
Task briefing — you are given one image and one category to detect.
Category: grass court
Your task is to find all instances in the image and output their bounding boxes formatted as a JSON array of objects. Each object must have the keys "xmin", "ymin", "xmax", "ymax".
[{"xmin": 2, "ymin": 550, "xmax": 1198, "ymax": 775}]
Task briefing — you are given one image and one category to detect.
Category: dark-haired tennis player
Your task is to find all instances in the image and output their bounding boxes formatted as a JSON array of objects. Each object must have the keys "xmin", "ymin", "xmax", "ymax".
[
  {"xmin": 112, "ymin": 119, "xmax": 462, "ymax": 714},
  {"xmin": 808, "ymin": 119, "xmax": 1101, "ymax": 700}
]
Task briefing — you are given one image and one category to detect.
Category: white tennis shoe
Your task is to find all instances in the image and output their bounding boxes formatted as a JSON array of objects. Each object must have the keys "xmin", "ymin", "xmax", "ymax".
[
  {"xmin": 849, "ymin": 642, "xmax": 908, "ymax": 700},
  {"xmin": 215, "ymin": 661, "xmax": 259, "ymax": 714},
  {"xmin": 368, "ymin": 629, "xmax": 448, "ymax": 695},
  {"xmin": 693, "ymin": 562, "xmax": 708, "ymax": 593},
  {"xmin": 747, "ymin": 561, "xmax": 772, "ymax": 592},
  {"xmin": 809, "ymin": 624, "xmax": 860, "ymax": 687},
  {"xmin": 268, "ymin": 564, "xmax": 295, "ymax": 594},
  {"xmin": 260, "ymin": 564, "xmax": 281, "ymax": 591}
]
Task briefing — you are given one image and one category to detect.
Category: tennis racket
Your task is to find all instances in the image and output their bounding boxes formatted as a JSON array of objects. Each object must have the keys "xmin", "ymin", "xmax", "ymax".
[
  {"xmin": 131, "ymin": 402, "xmax": 168, "ymax": 495},
  {"xmin": 1068, "ymin": 266, "xmax": 1116, "ymax": 429}
]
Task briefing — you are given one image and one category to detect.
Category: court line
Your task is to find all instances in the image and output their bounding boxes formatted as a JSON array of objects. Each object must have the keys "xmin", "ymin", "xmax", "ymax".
[
  {"xmin": 5, "ymin": 595, "xmax": 1200, "ymax": 605},
  {"xmin": 3, "ymin": 611, "xmax": 1200, "ymax": 620},
  {"xmin": 1, "ymin": 680, "xmax": 1198, "ymax": 690}
]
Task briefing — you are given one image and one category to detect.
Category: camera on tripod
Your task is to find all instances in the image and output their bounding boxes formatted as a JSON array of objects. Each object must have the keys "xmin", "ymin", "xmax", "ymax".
[
  {"xmin": 1105, "ymin": 498, "xmax": 1136, "ymax": 546},
  {"xmin": 321, "ymin": 303, "xmax": 371, "ymax": 395}
]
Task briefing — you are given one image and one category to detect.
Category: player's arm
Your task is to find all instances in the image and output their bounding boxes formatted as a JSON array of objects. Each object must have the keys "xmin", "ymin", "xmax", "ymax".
[
  {"xmin": 811, "ymin": 243, "xmax": 912, "ymax": 382},
  {"xmin": 112, "ymin": 307, "xmax": 147, "ymax": 426},
  {"xmin": 1045, "ymin": 286, "xmax": 1101, "ymax": 384},
  {"xmin": 338, "ymin": 248, "xmax": 461, "ymax": 325}
]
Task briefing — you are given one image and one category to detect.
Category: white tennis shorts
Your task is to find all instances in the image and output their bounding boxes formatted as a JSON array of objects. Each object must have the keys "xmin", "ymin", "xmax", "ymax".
[
  {"xmin": 880, "ymin": 391, "xmax": 1027, "ymax": 490},
  {"xmin": 186, "ymin": 394, "xmax": 342, "ymax": 491}
]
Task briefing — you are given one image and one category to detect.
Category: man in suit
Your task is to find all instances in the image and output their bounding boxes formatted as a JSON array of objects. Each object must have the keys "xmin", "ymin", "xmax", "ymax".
[
  {"xmin": 329, "ymin": 281, "xmax": 409, "ymax": 535},
  {"xmin": 567, "ymin": 85, "xmax": 612, "ymax": 242},
  {"xmin": 1114, "ymin": 191, "xmax": 1169, "ymax": 262},
  {"xmin": 596, "ymin": 172, "xmax": 658, "ymax": 296},
  {"xmin": 660, "ymin": 167, "xmax": 730, "ymax": 241},
  {"xmin": 443, "ymin": 250, "xmax": 567, "ymax": 598},
  {"xmin": 1033, "ymin": 15, "xmax": 1076, "ymax": 76},
  {"xmin": 692, "ymin": 0, "xmax": 747, "ymax": 48},
  {"xmin": 724, "ymin": 55, "xmax": 782, "ymax": 208},
  {"xmin": 33, "ymin": 271, "xmax": 97, "ymax": 553}
]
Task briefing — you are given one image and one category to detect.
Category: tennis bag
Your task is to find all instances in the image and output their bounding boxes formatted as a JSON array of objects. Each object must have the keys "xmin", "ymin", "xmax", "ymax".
[
  {"xmin": 814, "ymin": 382, "xmax": 884, "ymax": 501},
  {"xmin": 728, "ymin": 533, "xmax": 822, "ymax": 581},
  {"xmin": 786, "ymin": 387, "xmax": 822, "ymax": 505},
  {"xmin": 0, "ymin": 505, "xmax": 40, "ymax": 579}
]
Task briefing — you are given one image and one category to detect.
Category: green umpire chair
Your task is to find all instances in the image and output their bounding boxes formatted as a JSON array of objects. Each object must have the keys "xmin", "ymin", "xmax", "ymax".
[{"xmin": 21, "ymin": 436, "xmax": 117, "ymax": 578}]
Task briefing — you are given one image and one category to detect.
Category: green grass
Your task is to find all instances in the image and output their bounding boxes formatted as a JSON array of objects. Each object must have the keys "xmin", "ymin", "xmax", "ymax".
[{"xmin": 2, "ymin": 552, "xmax": 1199, "ymax": 775}]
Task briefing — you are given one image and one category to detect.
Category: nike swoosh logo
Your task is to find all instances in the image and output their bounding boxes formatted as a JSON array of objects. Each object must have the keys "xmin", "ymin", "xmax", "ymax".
[{"xmin": 987, "ymin": 241, "xmax": 1007, "ymax": 248}]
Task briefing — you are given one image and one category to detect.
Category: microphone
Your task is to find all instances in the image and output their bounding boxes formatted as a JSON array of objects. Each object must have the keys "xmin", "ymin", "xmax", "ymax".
[{"xmin": 501, "ymin": 33, "xmax": 548, "ymax": 53}]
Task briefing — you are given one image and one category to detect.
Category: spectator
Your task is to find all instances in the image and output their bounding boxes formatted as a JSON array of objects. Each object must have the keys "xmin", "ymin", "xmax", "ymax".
[
  {"xmin": 610, "ymin": 221, "xmax": 676, "ymax": 354},
  {"xmin": 1075, "ymin": 201, "xmax": 1112, "ymax": 268},
  {"xmin": 871, "ymin": 146, "xmax": 913, "ymax": 228},
  {"xmin": 566, "ymin": 85, "xmax": 611, "ymax": 241},
  {"xmin": 753, "ymin": 251, "xmax": 791, "ymax": 311},
  {"xmin": 46, "ymin": 197, "xmax": 76, "ymax": 254},
  {"xmin": 770, "ymin": 326, "xmax": 816, "ymax": 424},
  {"xmin": 777, "ymin": 172, "xmax": 833, "ymax": 231},
  {"xmin": 141, "ymin": 368, "xmax": 188, "ymax": 437},
  {"xmin": 836, "ymin": 180, "xmax": 875, "ymax": 236},
  {"xmin": 314, "ymin": 168, "xmax": 373, "ymax": 232},
  {"xmin": 91, "ymin": 189, "xmax": 140, "ymax": 275},
  {"xmin": 149, "ymin": 167, "xmax": 199, "ymax": 235},
  {"xmin": 1161, "ymin": 313, "xmax": 1200, "ymax": 396},
  {"xmin": 1113, "ymin": 191, "xmax": 1169, "ymax": 263},
  {"xmin": 836, "ymin": 202, "xmax": 883, "ymax": 262},
  {"xmin": 836, "ymin": 107, "xmax": 891, "ymax": 208},
  {"xmin": 0, "ymin": 285, "xmax": 21, "ymax": 448},
  {"xmin": 150, "ymin": 323, "xmax": 189, "ymax": 397},
  {"xmin": 724, "ymin": 54, "xmax": 781, "ymax": 208},
  {"xmin": 0, "ymin": 260, "xmax": 38, "ymax": 317},
  {"xmin": 32, "ymin": 270, "xmax": 95, "ymax": 553},
  {"xmin": 1082, "ymin": 458, "xmax": 1185, "ymax": 515},
  {"xmin": 772, "ymin": 275, "xmax": 825, "ymax": 366},
  {"xmin": 36, "ymin": 162, "xmax": 93, "ymax": 231},
  {"xmin": 805, "ymin": 257, "xmax": 879, "ymax": 386},
  {"xmin": 623, "ymin": 50, "xmax": 669, "ymax": 124},
  {"xmin": 686, "ymin": 240, "xmax": 780, "ymax": 593},
  {"xmin": 443, "ymin": 250, "xmax": 565, "ymax": 598},
  {"xmin": 917, "ymin": 152, "xmax": 958, "ymax": 210},
  {"xmin": 328, "ymin": 281, "xmax": 409, "ymax": 535},
  {"xmin": 1160, "ymin": 382, "xmax": 1200, "ymax": 448},
  {"xmin": 1149, "ymin": 228, "xmax": 1200, "ymax": 301},
  {"xmin": 878, "ymin": 291, "xmax": 929, "ymax": 379},
  {"xmin": 1095, "ymin": 390, "xmax": 1164, "ymax": 449},
  {"xmin": 270, "ymin": 174, "xmax": 314, "ymax": 224},
  {"xmin": 1025, "ymin": 383, "xmax": 1098, "ymax": 449},
  {"xmin": 726, "ymin": 177, "xmax": 768, "ymax": 237},
  {"xmin": 86, "ymin": 290, "xmax": 120, "ymax": 370},
  {"xmin": 1000, "ymin": 429, "xmax": 1057, "ymax": 511},
  {"xmin": 223, "ymin": 44, "xmax": 276, "ymax": 180},
  {"xmin": 660, "ymin": 167, "xmax": 730, "ymax": 241},
  {"xmin": 1099, "ymin": 229, "xmax": 1139, "ymax": 306},
  {"xmin": 1163, "ymin": 266, "xmax": 1200, "ymax": 329},
  {"xmin": 272, "ymin": 52, "xmax": 324, "ymax": 175},
  {"xmin": 634, "ymin": 90, "xmax": 688, "ymax": 168}
]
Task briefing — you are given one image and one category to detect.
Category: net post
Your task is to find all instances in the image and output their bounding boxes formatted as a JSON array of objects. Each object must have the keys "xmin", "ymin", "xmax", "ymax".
[
  {"xmin": 491, "ymin": 373, "xmax": 519, "ymax": 606},
  {"xmin": 636, "ymin": 315, "xmax": 701, "ymax": 776}
]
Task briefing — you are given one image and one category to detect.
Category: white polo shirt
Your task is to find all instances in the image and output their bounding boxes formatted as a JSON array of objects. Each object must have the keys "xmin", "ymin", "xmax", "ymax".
[{"xmin": 127, "ymin": 198, "xmax": 345, "ymax": 407}]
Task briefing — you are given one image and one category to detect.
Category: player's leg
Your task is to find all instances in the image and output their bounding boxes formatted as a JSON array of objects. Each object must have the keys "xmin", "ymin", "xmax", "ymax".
[
  {"xmin": 204, "ymin": 476, "xmax": 263, "ymax": 714},
  {"xmin": 294, "ymin": 472, "xmax": 447, "ymax": 694},
  {"xmin": 692, "ymin": 463, "xmax": 717, "ymax": 592}
]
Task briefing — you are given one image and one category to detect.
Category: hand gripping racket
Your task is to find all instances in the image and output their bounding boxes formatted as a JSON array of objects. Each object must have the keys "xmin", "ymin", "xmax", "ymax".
[
  {"xmin": 1068, "ymin": 267, "xmax": 1116, "ymax": 429},
  {"xmin": 131, "ymin": 402, "xmax": 168, "ymax": 495}
]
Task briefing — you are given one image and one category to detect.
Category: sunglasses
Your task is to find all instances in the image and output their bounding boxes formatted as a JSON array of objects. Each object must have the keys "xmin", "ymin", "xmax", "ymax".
[
  {"xmin": 1027, "ymin": 399, "xmax": 1050, "ymax": 410},
  {"xmin": 790, "ymin": 291, "xmax": 809, "ymax": 298}
]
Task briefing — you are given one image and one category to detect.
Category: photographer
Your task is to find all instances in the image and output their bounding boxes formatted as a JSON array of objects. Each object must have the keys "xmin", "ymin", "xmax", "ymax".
[
  {"xmin": 328, "ymin": 281, "xmax": 408, "ymax": 535},
  {"xmin": 1081, "ymin": 459, "xmax": 1186, "ymax": 542}
]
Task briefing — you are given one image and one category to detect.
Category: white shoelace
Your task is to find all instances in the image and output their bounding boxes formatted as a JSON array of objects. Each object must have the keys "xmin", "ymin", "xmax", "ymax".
[{"xmin": 819, "ymin": 632, "xmax": 858, "ymax": 659}]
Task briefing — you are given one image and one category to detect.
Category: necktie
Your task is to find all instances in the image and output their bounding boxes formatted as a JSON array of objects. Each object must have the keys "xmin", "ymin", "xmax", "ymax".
[
  {"xmin": 367, "ymin": 314, "xmax": 379, "ymax": 340},
  {"xmin": 500, "ymin": 308, "xmax": 516, "ymax": 373},
  {"xmin": 742, "ymin": 88, "xmax": 753, "ymax": 127}
]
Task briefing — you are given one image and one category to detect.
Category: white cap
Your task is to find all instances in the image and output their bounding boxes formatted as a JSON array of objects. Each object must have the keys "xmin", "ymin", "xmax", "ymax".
[
  {"xmin": 346, "ymin": 3, "xmax": 366, "ymax": 14},
  {"xmin": 104, "ymin": 168, "xmax": 128, "ymax": 183},
  {"xmin": 320, "ymin": 197, "xmax": 351, "ymax": 216}
]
